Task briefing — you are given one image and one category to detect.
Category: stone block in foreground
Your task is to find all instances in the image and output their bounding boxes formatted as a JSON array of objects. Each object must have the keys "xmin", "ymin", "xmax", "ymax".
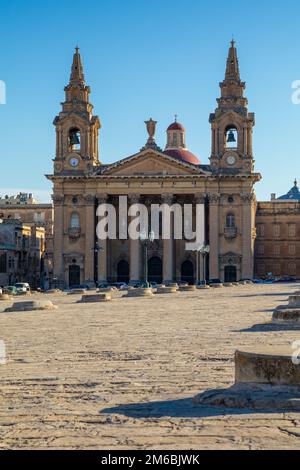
[
  {"xmin": 272, "ymin": 308, "xmax": 300, "ymax": 324},
  {"xmin": 194, "ymin": 347, "xmax": 300, "ymax": 410},
  {"xmin": 235, "ymin": 348, "xmax": 300, "ymax": 387},
  {"xmin": 5, "ymin": 301, "xmax": 57, "ymax": 313}
]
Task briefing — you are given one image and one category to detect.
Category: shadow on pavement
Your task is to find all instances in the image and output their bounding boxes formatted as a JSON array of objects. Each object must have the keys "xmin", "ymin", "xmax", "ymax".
[{"xmin": 101, "ymin": 396, "xmax": 277, "ymax": 419}]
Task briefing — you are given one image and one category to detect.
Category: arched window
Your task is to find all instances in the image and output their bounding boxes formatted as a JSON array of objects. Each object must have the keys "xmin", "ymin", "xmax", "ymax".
[
  {"xmin": 225, "ymin": 126, "xmax": 238, "ymax": 149},
  {"xmin": 69, "ymin": 128, "xmax": 81, "ymax": 151},
  {"xmin": 226, "ymin": 213, "xmax": 236, "ymax": 229},
  {"xmin": 70, "ymin": 213, "xmax": 80, "ymax": 229}
]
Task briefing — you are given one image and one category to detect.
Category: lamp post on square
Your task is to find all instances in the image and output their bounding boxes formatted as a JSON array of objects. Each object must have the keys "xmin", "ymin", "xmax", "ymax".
[{"xmin": 140, "ymin": 230, "xmax": 155, "ymax": 288}]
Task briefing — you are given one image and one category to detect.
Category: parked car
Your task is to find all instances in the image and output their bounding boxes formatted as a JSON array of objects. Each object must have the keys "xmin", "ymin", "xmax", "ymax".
[
  {"xmin": 178, "ymin": 281, "xmax": 189, "ymax": 287},
  {"xmin": 15, "ymin": 283, "xmax": 30, "ymax": 294},
  {"xmin": 111, "ymin": 282, "xmax": 127, "ymax": 290},
  {"xmin": 119, "ymin": 284, "xmax": 129, "ymax": 291},
  {"xmin": 3, "ymin": 286, "xmax": 17, "ymax": 296},
  {"xmin": 150, "ymin": 282, "xmax": 158, "ymax": 289},
  {"xmin": 97, "ymin": 282, "xmax": 110, "ymax": 289},
  {"xmin": 274, "ymin": 276, "xmax": 297, "ymax": 283}
]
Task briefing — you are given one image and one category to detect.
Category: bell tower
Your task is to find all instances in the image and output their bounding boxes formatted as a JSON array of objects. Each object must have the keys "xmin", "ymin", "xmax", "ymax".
[
  {"xmin": 53, "ymin": 47, "xmax": 101, "ymax": 174},
  {"xmin": 209, "ymin": 41, "xmax": 255, "ymax": 173}
]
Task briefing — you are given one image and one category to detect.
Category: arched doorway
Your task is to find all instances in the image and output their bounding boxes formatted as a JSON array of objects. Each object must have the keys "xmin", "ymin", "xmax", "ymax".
[
  {"xmin": 225, "ymin": 266, "xmax": 237, "ymax": 283},
  {"xmin": 148, "ymin": 257, "xmax": 162, "ymax": 284},
  {"xmin": 117, "ymin": 260, "xmax": 129, "ymax": 283},
  {"xmin": 69, "ymin": 264, "xmax": 80, "ymax": 287},
  {"xmin": 181, "ymin": 260, "xmax": 195, "ymax": 285}
]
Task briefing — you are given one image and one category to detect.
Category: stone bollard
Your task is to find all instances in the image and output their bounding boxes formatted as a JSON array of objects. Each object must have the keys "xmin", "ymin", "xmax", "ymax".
[
  {"xmin": 156, "ymin": 286, "xmax": 178, "ymax": 295},
  {"xmin": 210, "ymin": 283, "xmax": 223, "ymax": 289},
  {"xmin": 223, "ymin": 283, "xmax": 233, "ymax": 288},
  {"xmin": 179, "ymin": 285, "xmax": 197, "ymax": 292},
  {"xmin": 68, "ymin": 289, "xmax": 86, "ymax": 295},
  {"xmin": 125, "ymin": 288, "xmax": 154, "ymax": 298},
  {"xmin": 79, "ymin": 293, "xmax": 112, "ymax": 303},
  {"xmin": 5, "ymin": 301, "xmax": 57, "ymax": 313},
  {"xmin": 0, "ymin": 294, "xmax": 11, "ymax": 301}
]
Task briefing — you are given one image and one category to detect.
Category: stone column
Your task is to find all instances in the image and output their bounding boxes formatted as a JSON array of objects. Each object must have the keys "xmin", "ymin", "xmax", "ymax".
[
  {"xmin": 96, "ymin": 194, "xmax": 108, "ymax": 283},
  {"xmin": 241, "ymin": 193, "xmax": 255, "ymax": 280},
  {"xmin": 162, "ymin": 194, "xmax": 174, "ymax": 283},
  {"xmin": 129, "ymin": 194, "xmax": 141, "ymax": 283},
  {"xmin": 208, "ymin": 193, "xmax": 220, "ymax": 281},
  {"xmin": 195, "ymin": 194, "xmax": 206, "ymax": 283},
  {"xmin": 84, "ymin": 194, "xmax": 96, "ymax": 283},
  {"xmin": 52, "ymin": 193, "xmax": 64, "ymax": 284}
]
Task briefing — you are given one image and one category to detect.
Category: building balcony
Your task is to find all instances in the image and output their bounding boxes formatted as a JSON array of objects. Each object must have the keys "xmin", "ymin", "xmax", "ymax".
[
  {"xmin": 68, "ymin": 227, "xmax": 81, "ymax": 240},
  {"xmin": 224, "ymin": 227, "xmax": 238, "ymax": 240}
]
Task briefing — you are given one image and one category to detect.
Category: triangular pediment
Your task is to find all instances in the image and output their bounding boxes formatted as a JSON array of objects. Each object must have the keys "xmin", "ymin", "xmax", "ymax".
[{"xmin": 98, "ymin": 149, "xmax": 205, "ymax": 177}]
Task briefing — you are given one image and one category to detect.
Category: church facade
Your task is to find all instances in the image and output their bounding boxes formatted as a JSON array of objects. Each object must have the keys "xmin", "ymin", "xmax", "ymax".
[{"xmin": 47, "ymin": 42, "xmax": 261, "ymax": 287}]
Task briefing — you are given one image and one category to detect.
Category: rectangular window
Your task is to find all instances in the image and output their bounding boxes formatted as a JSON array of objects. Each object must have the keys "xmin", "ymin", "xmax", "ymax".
[
  {"xmin": 289, "ymin": 244, "xmax": 296, "ymax": 256},
  {"xmin": 257, "ymin": 224, "xmax": 265, "ymax": 237},
  {"xmin": 0, "ymin": 253, "xmax": 7, "ymax": 273},
  {"xmin": 274, "ymin": 245, "xmax": 280, "ymax": 256},
  {"xmin": 273, "ymin": 224, "xmax": 280, "ymax": 238},
  {"xmin": 288, "ymin": 224, "xmax": 296, "ymax": 238}
]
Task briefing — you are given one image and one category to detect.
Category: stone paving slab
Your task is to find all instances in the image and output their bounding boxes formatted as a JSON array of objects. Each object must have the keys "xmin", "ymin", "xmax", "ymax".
[{"xmin": 0, "ymin": 284, "xmax": 299, "ymax": 450}]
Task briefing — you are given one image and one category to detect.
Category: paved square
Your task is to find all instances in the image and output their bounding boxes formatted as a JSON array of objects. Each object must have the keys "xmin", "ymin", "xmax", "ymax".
[{"xmin": 0, "ymin": 284, "xmax": 300, "ymax": 450}]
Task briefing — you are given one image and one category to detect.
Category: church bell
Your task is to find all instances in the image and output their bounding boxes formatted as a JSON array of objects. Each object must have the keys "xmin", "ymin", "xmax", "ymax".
[
  {"xmin": 227, "ymin": 130, "xmax": 236, "ymax": 143},
  {"xmin": 70, "ymin": 130, "xmax": 80, "ymax": 146}
]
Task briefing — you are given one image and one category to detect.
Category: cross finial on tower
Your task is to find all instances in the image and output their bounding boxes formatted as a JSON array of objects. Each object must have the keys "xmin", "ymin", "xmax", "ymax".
[
  {"xmin": 294, "ymin": 179, "xmax": 298, "ymax": 187},
  {"xmin": 174, "ymin": 114, "xmax": 178, "ymax": 123},
  {"xmin": 231, "ymin": 38, "xmax": 235, "ymax": 48}
]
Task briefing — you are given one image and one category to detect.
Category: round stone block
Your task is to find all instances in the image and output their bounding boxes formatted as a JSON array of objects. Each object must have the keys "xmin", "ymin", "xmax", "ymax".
[
  {"xmin": 232, "ymin": 282, "xmax": 240, "ymax": 287},
  {"xmin": 68, "ymin": 289, "xmax": 86, "ymax": 295},
  {"xmin": 179, "ymin": 285, "xmax": 196, "ymax": 292},
  {"xmin": 272, "ymin": 308, "xmax": 300, "ymax": 324},
  {"xmin": 125, "ymin": 288, "xmax": 154, "ymax": 298},
  {"xmin": 156, "ymin": 286, "xmax": 178, "ymax": 295},
  {"xmin": 210, "ymin": 284, "xmax": 223, "ymax": 289},
  {"xmin": 79, "ymin": 293, "xmax": 112, "ymax": 303},
  {"xmin": 223, "ymin": 283, "xmax": 233, "ymax": 288},
  {"xmin": 5, "ymin": 301, "xmax": 57, "ymax": 313},
  {"xmin": 235, "ymin": 348, "xmax": 300, "ymax": 387},
  {"xmin": 0, "ymin": 294, "xmax": 11, "ymax": 301},
  {"xmin": 197, "ymin": 285, "xmax": 210, "ymax": 290}
]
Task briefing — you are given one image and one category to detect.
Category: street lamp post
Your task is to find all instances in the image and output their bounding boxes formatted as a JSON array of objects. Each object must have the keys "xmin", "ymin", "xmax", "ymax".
[
  {"xmin": 199, "ymin": 245, "xmax": 210, "ymax": 286},
  {"xmin": 92, "ymin": 241, "xmax": 103, "ymax": 285},
  {"xmin": 140, "ymin": 230, "xmax": 155, "ymax": 288}
]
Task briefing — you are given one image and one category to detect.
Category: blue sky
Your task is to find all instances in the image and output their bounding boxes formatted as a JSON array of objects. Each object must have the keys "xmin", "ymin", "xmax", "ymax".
[{"xmin": 1, "ymin": 0, "xmax": 300, "ymax": 202}]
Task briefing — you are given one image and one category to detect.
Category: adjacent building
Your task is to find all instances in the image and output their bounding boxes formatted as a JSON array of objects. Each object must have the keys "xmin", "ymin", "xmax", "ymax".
[
  {"xmin": 0, "ymin": 193, "xmax": 54, "ymax": 287},
  {"xmin": 0, "ymin": 219, "xmax": 45, "ymax": 288},
  {"xmin": 255, "ymin": 181, "xmax": 300, "ymax": 279}
]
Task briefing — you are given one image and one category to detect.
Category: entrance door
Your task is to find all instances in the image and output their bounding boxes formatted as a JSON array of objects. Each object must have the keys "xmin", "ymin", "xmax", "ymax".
[
  {"xmin": 224, "ymin": 266, "xmax": 237, "ymax": 283},
  {"xmin": 117, "ymin": 260, "xmax": 129, "ymax": 283},
  {"xmin": 181, "ymin": 260, "xmax": 195, "ymax": 285},
  {"xmin": 69, "ymin": 265, "xmax": 80, "ymax": 287},
  {"xmin": 148, "ymin": 257, "xmax": 163, "ymax": 284}
]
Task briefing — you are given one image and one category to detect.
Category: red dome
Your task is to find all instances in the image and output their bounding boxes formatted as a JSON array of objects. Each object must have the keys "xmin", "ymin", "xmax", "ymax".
[
  {"xmin": 164, "ymin": 148, "xmax": 200, "ymax": 165},
  {"xmin": 167, "ymin": 122, "xmax": 185, "ymax": 131}
]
